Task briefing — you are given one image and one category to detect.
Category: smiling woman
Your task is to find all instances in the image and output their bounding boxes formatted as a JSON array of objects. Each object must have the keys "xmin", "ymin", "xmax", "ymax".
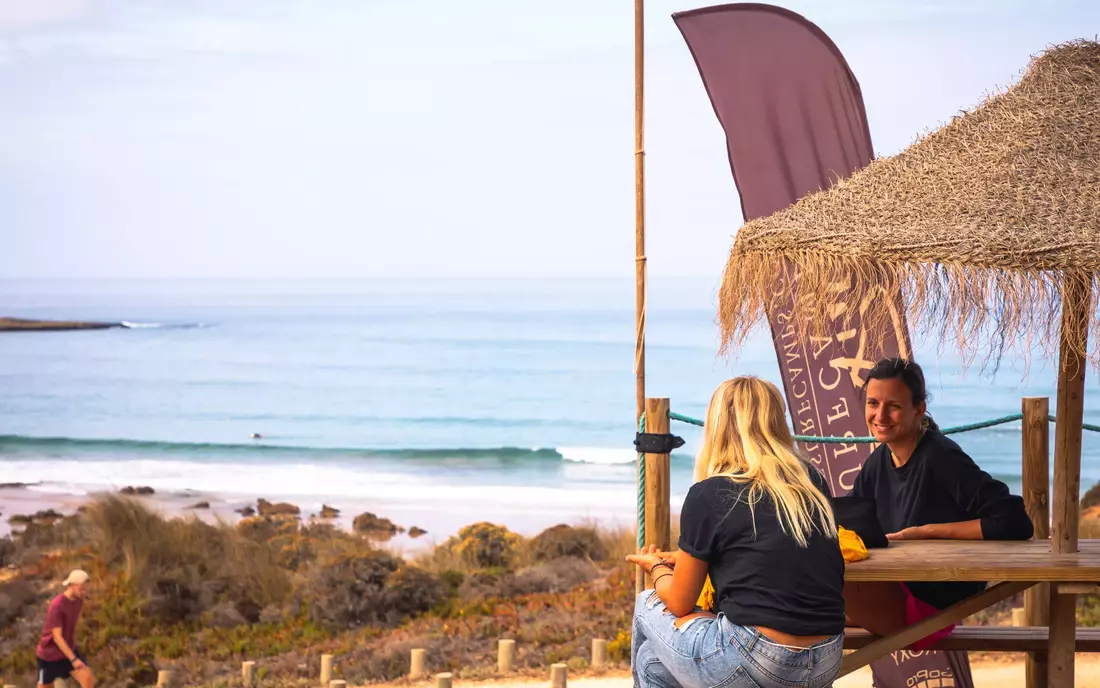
[{"xmin": 844, "ymin": 357, "xmax": 1034, "ymax": 646}]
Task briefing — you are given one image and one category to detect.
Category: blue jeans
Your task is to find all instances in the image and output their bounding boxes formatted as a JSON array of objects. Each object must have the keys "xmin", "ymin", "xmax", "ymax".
[{"xmin": 631, "ymin": 590, "xmax": 843, "ymax": 688}]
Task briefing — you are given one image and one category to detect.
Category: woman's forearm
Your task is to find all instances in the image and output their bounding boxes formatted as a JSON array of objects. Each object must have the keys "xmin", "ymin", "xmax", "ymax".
[{"xmin": 921, "ymin": 520, "xmax": 984, "ymax": 540}]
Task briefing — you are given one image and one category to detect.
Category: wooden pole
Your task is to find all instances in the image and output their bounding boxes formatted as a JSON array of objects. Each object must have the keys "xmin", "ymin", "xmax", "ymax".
[
  {"xmin": 1049, "ymin": 272, "xmax": 1090, "ymax": 688},
  {"xmin": 320, "ymin": 654, "xmax": 334, "ymax": 687},
  {"xmin": 633, "ymin": 0, "xmax": 647, "ymax": 595},
  {"xmin": 644, "ymin": 398, "xmax": 672, "ymax": 587},
  {"xmin": 410, "ymin": 648, "xmax": 427, "ymax": 680},
  {"xmin": 435, "ymin": 673, "xmax": 453, "ymax": 688},
  {"xmin": 592, "ymin": 638, "xmax": 608, "ymax": 668},
  {"xmin": 329, "ymin": 682, "xmax": 347, "ymax": 688},
  {"xmin": 156, "ymin": 670, "xmax": 174, "ymax": 688},
  {"xmin": 1023, "ymin": 396, "xmax": 1051, "ymax": 688},
  {"xmin": 242, "ymin": 660, "xmax": 256, "ymax": 687},
  {"xmin": 497, "ymin": 639, "xmax": 515, "ymax": 674},
  {"xmin": 551, "ymin": 663, "xmax": 568, "ymax": 688}
]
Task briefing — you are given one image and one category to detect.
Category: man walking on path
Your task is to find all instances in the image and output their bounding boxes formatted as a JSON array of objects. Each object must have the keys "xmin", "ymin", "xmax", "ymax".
[{"xmin": 36, "ymin": 569, "xmax": 94, "ymax": 688}]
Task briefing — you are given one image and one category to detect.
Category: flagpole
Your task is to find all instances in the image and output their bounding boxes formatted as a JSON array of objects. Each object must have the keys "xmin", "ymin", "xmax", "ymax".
[{"xmin": 633, "ymin": 0, "xmax": 647, "ymax": 593}]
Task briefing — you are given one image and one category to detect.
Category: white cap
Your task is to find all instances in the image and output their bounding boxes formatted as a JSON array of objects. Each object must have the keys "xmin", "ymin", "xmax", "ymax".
[{"xmin": 63, "ymin": 569, "xmax": 90, "ymax": 586}]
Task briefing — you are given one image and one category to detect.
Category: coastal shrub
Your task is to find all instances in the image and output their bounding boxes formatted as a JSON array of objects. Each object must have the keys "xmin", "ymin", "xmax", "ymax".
[
  {"xmin": 508, "ymin": 557, "xmax": 601, "ymax": 595},
  {"xmin": 0, "ymin": 578, "xmax": 39, "ymax": 627},
  {"xmin": 0, "ymin": 535, "xmax": 14, "ymax": 566},
  {"xmin": 529, "ymin": 524, "xmax": 609, "ymax": 562},
  {"xmin": 303, "ymin": 550, "xmax": 402, "ymax": 627},
  {"xmin": 1083, "ymin": 480, "xmax": 1100, "ymax": 510},
  {"xmin": 385, "ymin": 566, "xmax": 446, "ymax": 617},
  {"xmin": 446, "ymin": 522, "xmax": 523, "ymax": 569}
]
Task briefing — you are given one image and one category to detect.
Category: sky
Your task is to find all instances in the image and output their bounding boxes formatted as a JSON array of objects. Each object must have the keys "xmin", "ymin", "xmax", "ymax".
[{"xmin": 0, "ymin": 0, "xmax": 1096, "ymax": 280}]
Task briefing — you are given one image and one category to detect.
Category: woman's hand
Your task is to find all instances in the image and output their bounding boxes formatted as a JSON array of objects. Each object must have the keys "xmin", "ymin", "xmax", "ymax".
[{"xmin": 625, "ymin": 544, "xmax": 675, "ymax": 573}]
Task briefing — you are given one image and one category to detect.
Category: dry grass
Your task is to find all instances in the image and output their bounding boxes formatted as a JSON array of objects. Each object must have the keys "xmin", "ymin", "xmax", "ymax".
[{"xmin": 717, "ymin": 41, "xmax": 1100, "ymax": 371}]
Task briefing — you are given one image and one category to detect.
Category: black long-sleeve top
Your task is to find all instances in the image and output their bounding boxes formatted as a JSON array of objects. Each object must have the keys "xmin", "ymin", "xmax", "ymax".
[{"xmin": 851, "ymin": 428, "xmax": 1034, "ymax": 609}]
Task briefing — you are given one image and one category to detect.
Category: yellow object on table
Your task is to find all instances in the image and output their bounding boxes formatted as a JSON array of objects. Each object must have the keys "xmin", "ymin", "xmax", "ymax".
[
  {"xmin": 839, "ymin": 526, "xmax": 869, "ymax": 562},
  {"xmin": 697, "ymin": 576, "xmax": 716, "ymax": 612}
]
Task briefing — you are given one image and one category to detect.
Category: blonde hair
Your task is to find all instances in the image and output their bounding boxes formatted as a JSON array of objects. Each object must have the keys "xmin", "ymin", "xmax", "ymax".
[{"xmin": 695, "ymin": 377, "xmax": 837, "ymax": 547}]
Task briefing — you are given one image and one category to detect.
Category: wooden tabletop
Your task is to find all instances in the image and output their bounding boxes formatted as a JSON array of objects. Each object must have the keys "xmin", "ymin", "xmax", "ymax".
[{"xmin": 844, "ymin": 540, "xmax": 1100, "ymax": 582}]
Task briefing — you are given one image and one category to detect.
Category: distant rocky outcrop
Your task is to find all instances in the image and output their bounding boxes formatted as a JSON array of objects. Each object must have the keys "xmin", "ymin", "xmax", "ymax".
[
  {"xmin": 319, "ymin": 505, "xmax": 340, "ymax": 519},
  {"xmin": 189, "ymin": 501, "xmax": 211, "ymax": 510},
  {"xmin": 257, "ymin": 499, "xmax": 300, "ymax": 518},
  {"xmin": 0, "ymin": 317, "xmax": 121, "ymax": 332},
  {"xmin": 120, "ymin": 486, "xmax": 155, "ymax": 496},
  {"xmin": 235, "ymin": 506, "xmax": 256, "ymax": 517},
  {"xmin": 353, "ymin": 512, "xmax": 404, "ymax": 537},
  {"xmin": 408, "ymin": 526, "xmax": 427, "ymax": 538}
]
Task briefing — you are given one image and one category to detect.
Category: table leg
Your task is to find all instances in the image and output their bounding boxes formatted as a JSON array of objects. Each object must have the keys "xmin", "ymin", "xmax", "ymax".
[{"xmin": 1047, "ymin": 590, "xmax": 1076, "ymax": 688}]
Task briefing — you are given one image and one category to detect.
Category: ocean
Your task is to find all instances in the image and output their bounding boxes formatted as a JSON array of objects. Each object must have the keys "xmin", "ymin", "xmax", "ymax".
[{"xmin": 1, "ymin": 278, "xmax": 1098, "ymax": 541}]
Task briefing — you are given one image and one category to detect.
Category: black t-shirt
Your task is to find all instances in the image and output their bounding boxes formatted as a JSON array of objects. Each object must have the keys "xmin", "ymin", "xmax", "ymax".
[
  {"xmin": 678, "ymin": 466, "xmax": 845, "ymax": 636},
  {"xmin": 851, "ymin": 428, "xmax": 1034, "ymax": 609}
]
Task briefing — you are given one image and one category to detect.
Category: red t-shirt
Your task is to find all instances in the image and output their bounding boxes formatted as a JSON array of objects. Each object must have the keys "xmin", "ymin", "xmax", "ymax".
[{"xmin": 36, "ymin": 594, "xmax": 83, "ymax": 661}]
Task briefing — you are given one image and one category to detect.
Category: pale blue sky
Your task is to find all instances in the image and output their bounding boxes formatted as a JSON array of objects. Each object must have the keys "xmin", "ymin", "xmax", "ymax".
[{"xmin": 0, "ymin": 0, "xmax": 1095, "ymax": 280}]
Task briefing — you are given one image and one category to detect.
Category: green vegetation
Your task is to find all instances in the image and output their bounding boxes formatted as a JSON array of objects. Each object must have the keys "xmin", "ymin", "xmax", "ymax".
[{"xmin": 0, "ymin": 499, "xmax": 636, "ymax": 687}]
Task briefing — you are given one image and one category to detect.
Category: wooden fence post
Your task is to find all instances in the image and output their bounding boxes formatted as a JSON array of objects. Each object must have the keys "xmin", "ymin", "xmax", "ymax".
[
  {"xmin": 435, "ymin": 672, "xmax": 453, "ymax": 688},
  {"xmin": 329, "ymin": 681, "xmax": 347, "ymax": 688},
  {"xmin": 242, "ymin": 660, "xmax": 256, "ymax": 687},
  {"xmin": 592, "ymin": 638, "xmax": 607, "ymax": 668},
  {"xmin": 155, "ymin": 670, "xmax": 174, "ymax": 688},
  {"xmin": 550, "ymin": 663, "xmax": 568, "ymax": 688},
  {"xmin": 643, "ymin": 397, "xmax": 672, "ymax": 588},
  {"xmin": 1023, "ymin": 396, "xmax": 1051, "ymax": 688},
  {"xmin": 410, "ymin": 648, "xmax": 427, "ymax": 680},
  {"xmin": 497, "ymin": 639, "xmax": 515, "ymax": 673},
  {"xmin": 320, "ymin": 654, "xmax": 334, "ymax": 687}
]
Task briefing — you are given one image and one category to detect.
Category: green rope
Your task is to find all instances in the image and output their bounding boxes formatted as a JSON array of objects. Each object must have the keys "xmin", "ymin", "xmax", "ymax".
[
  {"xmin": 636, "ymin": 412, "xmax": 646, "ymax": 548},
  {"xmin": 669, "ymin": 410, "xmax": 1100, "ymax": 442}
]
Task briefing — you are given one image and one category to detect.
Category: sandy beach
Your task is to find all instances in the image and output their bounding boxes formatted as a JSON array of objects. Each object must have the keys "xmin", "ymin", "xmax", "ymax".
[{"xmin": 374, "ymin": 656, "xmax": 1100, "ymax": 688}]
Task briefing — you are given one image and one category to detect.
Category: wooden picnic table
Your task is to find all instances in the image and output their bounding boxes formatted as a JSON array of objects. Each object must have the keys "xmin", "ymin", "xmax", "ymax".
[{"xmin": 841, "ymin": 539, "xmax": 1100, "ymax": 687}]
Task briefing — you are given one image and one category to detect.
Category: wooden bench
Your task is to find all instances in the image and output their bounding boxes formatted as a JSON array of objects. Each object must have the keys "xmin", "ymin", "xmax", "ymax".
[{"xmin": 844, "ymin": 626, "xmax": 1100, "ymax": 652}]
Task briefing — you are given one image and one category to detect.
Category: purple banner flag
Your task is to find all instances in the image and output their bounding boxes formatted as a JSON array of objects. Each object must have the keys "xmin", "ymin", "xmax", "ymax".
[{"xmin": 673, "ymin": 5, "xmax": 971, "ymax": 687}]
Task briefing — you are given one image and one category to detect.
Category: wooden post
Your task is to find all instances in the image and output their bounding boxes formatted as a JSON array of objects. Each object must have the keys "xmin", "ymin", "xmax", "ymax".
[
  {"xmin": 1012, "ymin": 608, "xmax": 1026, "ymax": 627},
  {"xmin": 497, "ymin": 639, "xmax": 515, "ymax": 674},
  {"xmin": 633, "ymin": 0, "xmax": 648, "ymax": 595},
  {"xmin": 592, "ymin": 638, "xmax": 607, "ymax": 668},
  {"xmin": 1048, "ymin": 273, "xmax": 1089, "ymax": 688},
  {"xmin": 329, "ymin": 682, "xmax": 347, "ymax": 688},
  {"xmin": 320, "ymin": 654, "xmax": 334, "ymax": 687},
  {"xmin": 410, "ymin": 648, "xmax": 427, "ymax": 680},
  {"xmin": 156, "ymin": 670, "xmax": 174, "ymax": 688},
  {"xmin": 550, "ymin": 663, "xmax": 568, "ymax": 688},
  {"xmin": 644, "ymin": 397, "xmax": 671, "ymax": 588},
  {"xmin": 1023, "ymin": 396, "xmax": 1051, "ymax": 688},
  {"xmin": 435, "ymin": 672, "xmax": 453, "ymax": 688},
  {"xmin": 242, "ymin": 660, "xmax": 256, "ymax": 687}
]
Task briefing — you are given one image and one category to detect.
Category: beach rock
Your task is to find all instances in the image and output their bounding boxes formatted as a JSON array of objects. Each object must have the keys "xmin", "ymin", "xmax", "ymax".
[
  {"xmin": 189, "ymin": 501, "xmax": 210, "ymax": 510},
  {"xmin": 120, "ymin": 486, "xmax": 155, "ymax": 496},
  {"xmin": 7, "ymin": 509, "xmax": 64, "ymax": 526},
  {"xmin": 257, "ymin": 498, "xmax": 300, "ymax": 517},
  {"xmin": 0, "ymin": 482, "xmax": 28, "ymax": 489},
  {"xmin": 352, "ymin": 511, "xmax": 403, "ymax": 536},
  {"xmin": 7, "ymin": 514, "xmax": 30, "ymax": 526},
  {"xmin": 235, "ymin": 506, "xmax": 256, "ymax": 517},
  {"xmin": 319, "ymin": 505, "xmax": 340, "ymax": 519},
  {"xmin": 408, "ymin": 526, "xmax": 427, "ymax": 538}
]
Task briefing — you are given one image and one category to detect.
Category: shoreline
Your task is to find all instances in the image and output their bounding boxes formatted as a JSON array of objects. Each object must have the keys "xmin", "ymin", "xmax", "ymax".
[{"xmin": 0, "ymin": 483, "xmax": 641, "ymax": 550}]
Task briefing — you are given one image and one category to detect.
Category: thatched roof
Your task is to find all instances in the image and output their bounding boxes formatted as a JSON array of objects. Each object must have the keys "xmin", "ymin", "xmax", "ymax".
[{"xmin": 718, "ymin": 40, "xmax": 1100, "ymax": 368}]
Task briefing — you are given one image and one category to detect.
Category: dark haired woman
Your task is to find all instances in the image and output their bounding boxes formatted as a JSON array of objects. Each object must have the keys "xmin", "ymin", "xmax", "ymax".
[{"xmin": 844, "ymin": 357, "xmax": 1034, "ymax": 645}]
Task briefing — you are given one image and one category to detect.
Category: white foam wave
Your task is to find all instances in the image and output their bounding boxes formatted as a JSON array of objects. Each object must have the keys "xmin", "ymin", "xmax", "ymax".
[
  {"xmin": 0, "ymin": 458, "xmax": 637, "ymax": 513},
  {"xmin": 557, "ymin": 446, "xmax": 637, "ymax": 465},
  {"xmin": 120, "ymin": 321, "xmax": 163, "ymax": 328}
]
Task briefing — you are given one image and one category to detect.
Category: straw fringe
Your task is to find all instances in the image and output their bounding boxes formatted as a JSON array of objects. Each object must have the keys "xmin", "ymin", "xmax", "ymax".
[{"xmin": 718, "ymin": 40, "xmax": 1100, "ymax": 371}]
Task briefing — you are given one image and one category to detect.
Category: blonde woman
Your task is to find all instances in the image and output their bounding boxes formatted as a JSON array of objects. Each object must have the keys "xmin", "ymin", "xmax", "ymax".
[{"xmin": 627, "ymin": 377, "xmax": 845, "ymax": 688}]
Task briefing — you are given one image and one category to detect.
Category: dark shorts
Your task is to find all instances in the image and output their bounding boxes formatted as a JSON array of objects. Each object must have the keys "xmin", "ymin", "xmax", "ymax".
[{"xmin": 37, "ymin": 651, "xmax": 86, "ymax": 685}]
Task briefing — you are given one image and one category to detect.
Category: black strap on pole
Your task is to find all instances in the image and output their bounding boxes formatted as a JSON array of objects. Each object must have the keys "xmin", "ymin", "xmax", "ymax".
[{"xmin": 634, "ymin": 432, "xmax": 685, "ymax": 454}]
